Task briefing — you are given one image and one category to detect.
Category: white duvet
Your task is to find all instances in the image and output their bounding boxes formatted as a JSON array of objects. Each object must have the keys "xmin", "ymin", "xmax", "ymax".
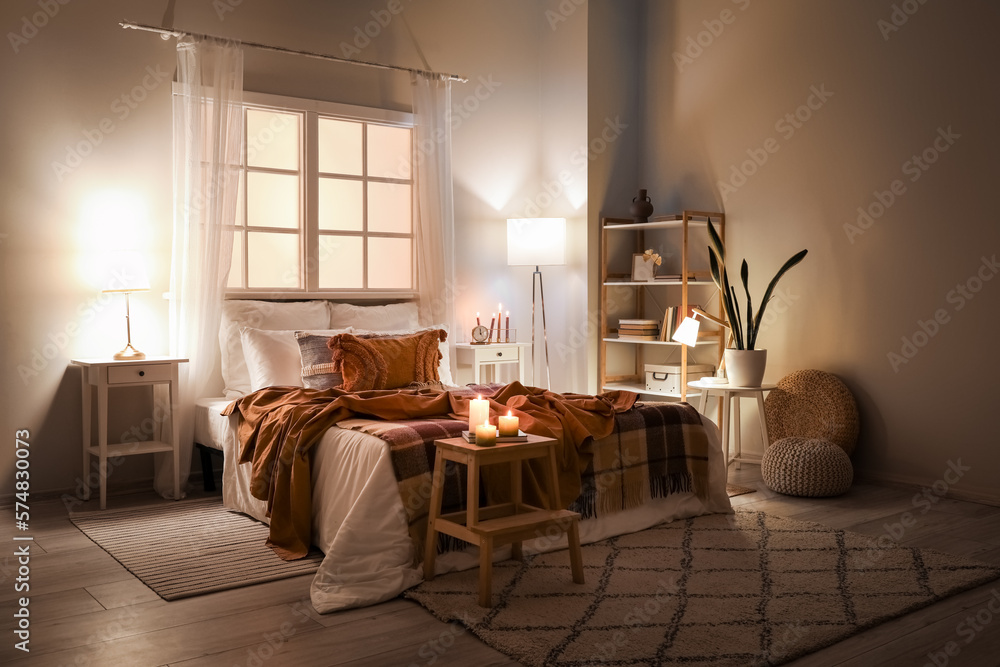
[{"xmin": 200, "ymin": 399, "xmax": 732, "ymax": 613}]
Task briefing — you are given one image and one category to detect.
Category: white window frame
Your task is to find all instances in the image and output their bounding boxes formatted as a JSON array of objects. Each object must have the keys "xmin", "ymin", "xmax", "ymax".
[{"xmin": 174, "ymin": 86, "xmax": 416, "ymax": 300}]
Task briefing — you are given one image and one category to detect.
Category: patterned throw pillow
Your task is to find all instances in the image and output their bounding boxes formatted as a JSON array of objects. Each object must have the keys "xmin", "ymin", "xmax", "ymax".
[
  {"xmin": 328, "ymin": 329, "xmax": 447, "ymax": 391},
  {"xmin": 295, "ymin": 332, "xmax": 346, "ymax": 390}
]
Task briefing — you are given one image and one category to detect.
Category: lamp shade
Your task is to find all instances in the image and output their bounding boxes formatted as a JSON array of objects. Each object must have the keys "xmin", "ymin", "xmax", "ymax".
[
  {"xmin": 101, "ymin": 250, "xmax": 150, "ymax": 293},
  {"xmin": 507, "ymin": 218, "xmax": 566, "ymax": 266},
  {"xmin": 671, "ymin": 316, "xmax": 701, "ymax": 347}
]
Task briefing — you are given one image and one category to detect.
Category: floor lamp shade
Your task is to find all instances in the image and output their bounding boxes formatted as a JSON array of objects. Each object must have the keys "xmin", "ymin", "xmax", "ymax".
[
  {"xmin": 506, "ymin": 218, "xmax": 566, "ymax": 267},
  {"xmin": 507, "ymin": 218, "xmax": 566, "ymax": 389}
]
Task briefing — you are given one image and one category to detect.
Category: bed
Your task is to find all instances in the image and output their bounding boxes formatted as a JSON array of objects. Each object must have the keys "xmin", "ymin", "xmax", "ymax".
[{"xmin": 195, "ymin": 299, "xmax": 732, "ymax": 613}]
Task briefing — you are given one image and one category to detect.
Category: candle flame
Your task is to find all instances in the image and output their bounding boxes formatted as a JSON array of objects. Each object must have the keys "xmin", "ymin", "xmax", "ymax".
[{"xmin": 507, "ymin": 410, "xmax": 512, "ymax": 417}]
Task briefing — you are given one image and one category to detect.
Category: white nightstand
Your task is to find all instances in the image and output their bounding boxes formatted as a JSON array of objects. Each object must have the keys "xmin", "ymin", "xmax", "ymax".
[
  {"xmin": 455, "ymin": 342, "xmax": 530, "ymax": 384},
  {"xmin": 689, "ymin": 379, "xmax": 776, "ymax": 470},
  {"xmin": 71, "ymin": 357, "xmax": 188, "ymax": 509}
]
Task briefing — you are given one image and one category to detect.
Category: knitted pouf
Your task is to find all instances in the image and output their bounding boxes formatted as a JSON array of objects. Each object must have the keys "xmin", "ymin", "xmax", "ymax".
[
  {"xmin": 764, "ymin": 369, "xmax": 860, "ymax": 455},
  {"xmin": 761, "ymin": 437, "xmax": 853, "ymax": 497}
]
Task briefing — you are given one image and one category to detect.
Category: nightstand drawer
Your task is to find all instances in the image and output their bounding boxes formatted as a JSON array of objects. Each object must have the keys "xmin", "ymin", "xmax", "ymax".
[
  {"xmin": 107, "ymin": 363, "xmax": 172, "ymax": 384},
  {"xmin": 474, "ymin": 345, "xmax": 520, "ymax": 363}
]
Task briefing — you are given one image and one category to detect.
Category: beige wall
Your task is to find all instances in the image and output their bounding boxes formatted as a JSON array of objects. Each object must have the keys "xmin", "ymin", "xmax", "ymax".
[
  {"xmin": 635, "ymin": 0, "xmax": 1000, "ymax": 502},
  {"xmin": 0, "ymin": 0, "xmax": 587, "ymax": 497}
]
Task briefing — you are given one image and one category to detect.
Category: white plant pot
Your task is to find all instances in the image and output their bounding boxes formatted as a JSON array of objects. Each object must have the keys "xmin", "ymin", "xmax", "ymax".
[{"xmin": 725, "ymin": 349, "xmax": 767, "ymax": 387}]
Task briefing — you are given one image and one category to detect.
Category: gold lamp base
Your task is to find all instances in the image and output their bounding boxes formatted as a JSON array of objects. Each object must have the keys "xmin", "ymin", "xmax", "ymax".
[{"xmin": 113, "ymin": 344, "xmax": 146, "ymax": 361}]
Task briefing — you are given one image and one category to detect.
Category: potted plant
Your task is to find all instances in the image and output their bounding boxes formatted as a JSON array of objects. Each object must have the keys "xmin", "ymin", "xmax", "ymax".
[{"xmin": 707, "ymin": 221, "xmax": 807, "ymax": 387}]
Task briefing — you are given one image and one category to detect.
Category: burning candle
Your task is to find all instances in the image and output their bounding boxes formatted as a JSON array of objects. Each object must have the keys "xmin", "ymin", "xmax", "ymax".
[
  {"xmin": 498, "ymin": 410, "xmax": 519, "ymax": 437},
  {"xmin": 475, "ymin": 423, "xmax": 497, "ymax": 447},
  {"xmin": 476, "ymin": 311, "xmax": 481, "ymax": 326},
  {"xmin": 468, "ymin": 395, "xmax": 490, "ymax": 433}
]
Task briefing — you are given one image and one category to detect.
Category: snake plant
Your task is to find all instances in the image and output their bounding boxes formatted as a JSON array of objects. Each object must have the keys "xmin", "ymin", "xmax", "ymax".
[{"xmin": 707, "ymin": 220, "xmax": 807, "ymax": 350}]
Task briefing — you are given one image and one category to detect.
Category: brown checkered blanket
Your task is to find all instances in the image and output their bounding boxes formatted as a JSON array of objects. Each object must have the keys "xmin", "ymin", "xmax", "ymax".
[{"xmin": 337, "ymin": 395, "xmax": 712, "ymax": 557}]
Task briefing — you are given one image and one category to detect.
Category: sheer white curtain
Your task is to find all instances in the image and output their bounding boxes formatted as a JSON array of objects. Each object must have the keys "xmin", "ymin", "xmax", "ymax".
[
  {"xmin": 412, "ymin": 74, "xmax": 456, "ymax": 345},
  {"xmin": 155, "ymin": 36, "xmax": 243, "ymax": 497}
]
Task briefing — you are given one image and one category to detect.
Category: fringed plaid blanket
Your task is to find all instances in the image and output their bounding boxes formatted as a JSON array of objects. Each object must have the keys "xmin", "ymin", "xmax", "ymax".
[
  {"xmin": 339, "ymin": 399, "xmax": 712, "ymax": 558},
  {"xmin": 570, "ymin": 401, "xmax": 711, "ymax": 519}
]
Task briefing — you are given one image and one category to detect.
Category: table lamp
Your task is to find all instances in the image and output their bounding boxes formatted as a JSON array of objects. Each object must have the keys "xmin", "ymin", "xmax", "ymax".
[
  {"xmin": 103, "ymin": 250, "xmax": 150, "ymax": 360},
  {"xmin": 672, "ymin": 306, "xmax": 730, "ymax": 382},
  {"xmin": 507, "ymin": 218, "xmax": 566, "ymax": 388}
]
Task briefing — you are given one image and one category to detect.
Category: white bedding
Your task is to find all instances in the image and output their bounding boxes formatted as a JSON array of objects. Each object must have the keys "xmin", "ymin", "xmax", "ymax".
[{"xmin": 195, "ymin": 397, "xmax": 732, "ymax": 613}]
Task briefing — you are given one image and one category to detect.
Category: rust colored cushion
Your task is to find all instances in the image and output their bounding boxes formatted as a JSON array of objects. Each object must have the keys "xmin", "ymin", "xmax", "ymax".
[{"xmin": 328, "ymin": 329, "xmax": 446, "ymax": 391}]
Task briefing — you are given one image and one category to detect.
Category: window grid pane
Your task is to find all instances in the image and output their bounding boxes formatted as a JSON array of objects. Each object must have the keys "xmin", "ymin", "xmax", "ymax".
[{"xmin": 230, "ymin": 100, "xmax": 414, "ymax": 294}]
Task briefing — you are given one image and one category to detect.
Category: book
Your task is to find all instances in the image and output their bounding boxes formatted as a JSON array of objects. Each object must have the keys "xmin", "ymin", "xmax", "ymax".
[
  {"xmin": 618, "ymin": 318, "xmax": 660, "ymax": 326},
  {"xmin": 461, "ymin": 430, "xmax": 528, "ymax": 444},
  {"xmin": 660, "ymin": 305, "xmax": 676, "ymax": 341},
  {"xmin": 618, "ymin": 334, "xmax": 659, "ymax": 341}
]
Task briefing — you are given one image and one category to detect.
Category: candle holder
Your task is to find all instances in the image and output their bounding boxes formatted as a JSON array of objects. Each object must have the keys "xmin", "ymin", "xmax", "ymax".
[{"xmin": 468, "ymin": 329, "xmax": 517, "ymax": 345}]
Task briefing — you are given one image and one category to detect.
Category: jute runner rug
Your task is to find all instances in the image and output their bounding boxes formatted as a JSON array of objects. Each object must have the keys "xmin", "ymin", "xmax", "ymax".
[
  {"xmin": 406, "ymin": 509, "xmax": 1000, "ymax": 666},
  {"xmin": 71, "ymin": 498, "xmax": 323, "ymax": 600}
]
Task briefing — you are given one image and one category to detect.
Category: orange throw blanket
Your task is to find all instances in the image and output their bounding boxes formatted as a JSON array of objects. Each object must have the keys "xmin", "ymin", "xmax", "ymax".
[{"xmin": 223, "ymin": 382, "xmax": 636, "ymax": 559}]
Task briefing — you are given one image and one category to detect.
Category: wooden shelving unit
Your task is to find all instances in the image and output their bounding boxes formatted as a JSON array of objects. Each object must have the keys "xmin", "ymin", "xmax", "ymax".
[{"xmin": 598, "ymin": 211, "xmax": 726, "ymax": 402}]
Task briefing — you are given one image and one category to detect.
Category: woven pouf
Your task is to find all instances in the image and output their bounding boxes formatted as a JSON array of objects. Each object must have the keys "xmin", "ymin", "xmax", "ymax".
[
  {"xmin": 765, "ymin": 369, "xmax": 860, "ymax": 455},
  {"xmin": 761, "ymin": 437, "xmax": 853, "ymax": 497}
]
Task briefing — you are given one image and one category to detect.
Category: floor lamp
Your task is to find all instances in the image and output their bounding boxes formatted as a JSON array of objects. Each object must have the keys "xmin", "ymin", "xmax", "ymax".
[{"xmin": 507, "ymin": 218, "xmax": 566, "ymax": 388}]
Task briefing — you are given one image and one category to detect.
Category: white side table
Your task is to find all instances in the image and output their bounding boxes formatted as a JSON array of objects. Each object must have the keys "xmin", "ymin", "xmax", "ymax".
[
  {"xmin": 455, "ymin": 342, "xmax": 530, "ymax": 384},
  {"xmin": 71, "ymin": 357, "xmax": 188, "ymax": 509},
  {"xmin": 688, "ymin": 380, "xmax": 776, "ymax": 469}
]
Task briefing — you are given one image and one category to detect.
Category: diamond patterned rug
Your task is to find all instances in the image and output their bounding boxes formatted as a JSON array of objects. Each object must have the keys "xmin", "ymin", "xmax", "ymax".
[{"xmin": 405, "ymin": 509, "xmax": 1000, "ymax": 666}]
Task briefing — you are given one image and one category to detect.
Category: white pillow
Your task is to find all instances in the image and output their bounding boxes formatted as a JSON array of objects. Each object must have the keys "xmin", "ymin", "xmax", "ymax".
[
  {"xmin": 241, "ymin": 327, "xmax": 351, "ymax": 392},
  {"xmin": 352, "ymin": 324, "xmax": 456, "ymax": 387},
  {"xmin": 328, "ymin": 301, "xmax": 420, "ymax": 331},
  {"xmin": 219, "ymin": 300, "xmax": 330, "ymax": 398}
]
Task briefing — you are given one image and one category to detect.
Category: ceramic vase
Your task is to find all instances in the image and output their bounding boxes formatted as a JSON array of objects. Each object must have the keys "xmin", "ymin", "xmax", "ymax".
[
  {"xmin": 724, "ymin": 349, "xmax": 767, "ymax": 387},
  {"xmin": 630, "ymin": 189, "xmax": 653, "ymax": 223}
]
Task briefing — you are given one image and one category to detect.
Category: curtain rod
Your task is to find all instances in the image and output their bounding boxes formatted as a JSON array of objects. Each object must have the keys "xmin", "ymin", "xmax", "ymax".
[{"xmin": 120, "ymin": 20, "xmax": 468, "ymax": 83}]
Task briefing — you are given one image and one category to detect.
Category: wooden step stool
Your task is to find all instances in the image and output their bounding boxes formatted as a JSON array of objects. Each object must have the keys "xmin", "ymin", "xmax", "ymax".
[{"xmin": 423, "ymin": 434, "xmax": 585, "ymax": 607}]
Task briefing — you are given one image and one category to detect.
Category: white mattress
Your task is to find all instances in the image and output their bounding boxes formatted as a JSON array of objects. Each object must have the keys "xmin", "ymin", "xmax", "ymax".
[{"xmin": 195, "ymin": 397, "xmax": 732, "ymax": 613}]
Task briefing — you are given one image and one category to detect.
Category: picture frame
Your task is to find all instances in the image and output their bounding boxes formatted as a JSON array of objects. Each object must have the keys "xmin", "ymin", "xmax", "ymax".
[{"xmin": 631, "ymin": 253, "xmax": 655, "ymax": 282}]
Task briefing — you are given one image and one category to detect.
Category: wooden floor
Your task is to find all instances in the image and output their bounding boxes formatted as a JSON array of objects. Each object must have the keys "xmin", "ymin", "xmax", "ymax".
[{"xmin": 4, "ymin": 466, "xmax": 1000, "ymax": 666}]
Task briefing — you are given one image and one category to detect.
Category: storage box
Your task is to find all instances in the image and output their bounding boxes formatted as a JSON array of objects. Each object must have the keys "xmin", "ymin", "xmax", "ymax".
[{"xmin": 644, "ymin": 363, "xmax": 714, "ymax": 393}]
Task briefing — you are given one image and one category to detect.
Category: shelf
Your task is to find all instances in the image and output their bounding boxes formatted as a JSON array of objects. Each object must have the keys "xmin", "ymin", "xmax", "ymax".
[
  {"xmin": 603, "ymin": 337, "xmax": 719, "ymax": 345},
  {"xmin": 603, "ymin": 281, "xmax": 716, "ymax": 287},
  {"xmin": 87, "ymin": 441, "xmax": 175, "ymax": 457},
  {"xmin": 598, "ymin": 210, "xmax": 726, "ymax": 404},
  {"xmin": 602, "ymin": 215, "xmax": 719, "ymax": 231},
  {"xmin": 602, "ymin": 383, "xmax": 701, "ymax": 399}
]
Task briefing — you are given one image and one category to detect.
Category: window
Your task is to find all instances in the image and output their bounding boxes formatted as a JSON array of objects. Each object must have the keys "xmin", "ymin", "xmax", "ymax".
[{"xmin": 226, "ymin": 92, "xmax": 415, "ymax": 296}]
